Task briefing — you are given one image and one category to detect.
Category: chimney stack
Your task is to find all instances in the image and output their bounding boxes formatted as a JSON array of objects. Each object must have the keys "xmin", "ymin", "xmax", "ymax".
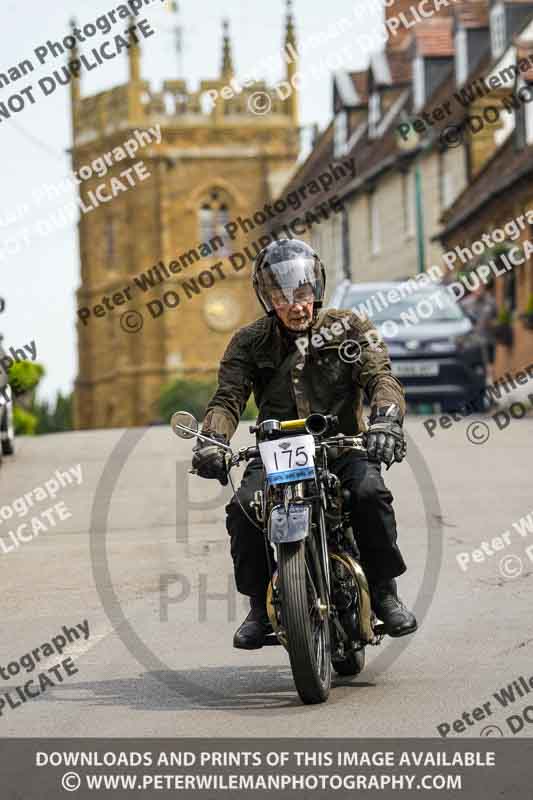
[{"xmin": 385, "ymin": 0, "xmax": 456, "ymax": 51}]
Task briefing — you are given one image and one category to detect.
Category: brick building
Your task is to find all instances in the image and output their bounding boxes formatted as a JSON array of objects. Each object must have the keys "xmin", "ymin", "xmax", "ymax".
[
  {"xmin": 276, "ymin": 0, "xmax": 533, "ymax": 377},
  {"xmin": 439, "ymin": 7, "xmax": 533, "ymax": 377},
  {"xmin": 276, "ymin": 0, "xmax": 471, "ymax": 294},
  {"xmin": 73, "ymin": 7, "xmax": 300, "ymax": 429}
]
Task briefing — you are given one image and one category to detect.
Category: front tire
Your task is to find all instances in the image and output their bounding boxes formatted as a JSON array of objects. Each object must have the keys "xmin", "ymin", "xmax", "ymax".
[{"xmin": 278, "ymin": 540, "xmax": 331, "ymax": 704}]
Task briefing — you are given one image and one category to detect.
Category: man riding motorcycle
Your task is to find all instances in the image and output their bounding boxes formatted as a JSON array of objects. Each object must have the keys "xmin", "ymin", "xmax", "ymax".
[{"xmin": 192, "ymin": 239, "xmax": 417, "ymax": 649}]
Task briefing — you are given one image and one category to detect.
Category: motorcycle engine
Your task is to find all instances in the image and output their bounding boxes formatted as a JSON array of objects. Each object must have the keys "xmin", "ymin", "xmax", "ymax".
[{"xmin": 331, "ymin": 556, "xmax": 360, "ymax": 642}]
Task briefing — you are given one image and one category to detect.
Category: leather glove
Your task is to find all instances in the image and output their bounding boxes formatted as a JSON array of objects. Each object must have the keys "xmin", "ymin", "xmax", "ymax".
[
  {"xmin": 192, "ymin": 431, "xmax": 229, "ymax": 485},
  {"xmin": 365, "ymin": 404, "xmax": 406, "ymax": 469}
]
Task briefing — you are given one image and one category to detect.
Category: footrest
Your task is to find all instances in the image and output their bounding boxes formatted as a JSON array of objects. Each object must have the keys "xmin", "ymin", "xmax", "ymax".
[{"xmin": 263, "ymin": 634, "xmax": 283, "ymax": 646}]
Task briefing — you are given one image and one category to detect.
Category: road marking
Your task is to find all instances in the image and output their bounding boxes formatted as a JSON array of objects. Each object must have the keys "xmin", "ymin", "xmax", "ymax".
[{"xmin": 66, "ymin": 624, "xmax": 115, "ymax": 662}]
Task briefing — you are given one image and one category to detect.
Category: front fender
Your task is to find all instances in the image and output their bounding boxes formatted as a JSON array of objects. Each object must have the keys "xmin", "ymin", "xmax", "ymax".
[{"xmin": 268, "ymin": 502, "xmax": 311, "ymax": 545}]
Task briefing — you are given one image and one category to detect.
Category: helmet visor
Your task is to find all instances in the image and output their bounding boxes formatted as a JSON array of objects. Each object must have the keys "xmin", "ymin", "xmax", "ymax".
[{"xmin": 258, "ymin": 257, "xmax": 323, "ymax": 310}]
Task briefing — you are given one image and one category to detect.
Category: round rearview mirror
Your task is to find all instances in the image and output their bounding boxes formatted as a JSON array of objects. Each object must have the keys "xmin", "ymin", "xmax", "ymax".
[{"xmin": 171, "ymin": 410, "xmax": 198, "ymax": 439}]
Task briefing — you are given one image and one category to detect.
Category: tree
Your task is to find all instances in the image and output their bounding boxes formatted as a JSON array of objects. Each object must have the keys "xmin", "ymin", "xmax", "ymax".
[
  {"xmin": 159, "ymin": 377, "xmax": 257, "ymax": 425},
  {"xmin": 8, "ymin": 361, "xmax": 45, "ymax": 435},
  {"xmin": 7, "ymin": 361, "xmax": 73, "ymax": 435},
  {"xmin": 34, "ymin": 392, "xmax": 73, "ymax": 434}
]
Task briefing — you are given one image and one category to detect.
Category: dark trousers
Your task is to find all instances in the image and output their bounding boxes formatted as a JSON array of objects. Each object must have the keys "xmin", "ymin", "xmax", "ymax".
[{"xmin": 225, "ymin": 450, "xmax": 407, "ymax": 597}]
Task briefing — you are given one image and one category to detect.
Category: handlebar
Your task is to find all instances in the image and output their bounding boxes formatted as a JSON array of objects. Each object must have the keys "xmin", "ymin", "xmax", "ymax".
[
  {"xmin": 186, "ymin": 414, "xmax": 364, "ymax": 477},
  {"xmin": 229, "ymin": 434, "xmax": 365, "ymax": 468},
  {"xmin": 280, "ymin": 419, "xmax": 307, "ymax": 432},
  {"xmin": 250, "ymin": 414, "xmax": 339, "ymax": 438}
]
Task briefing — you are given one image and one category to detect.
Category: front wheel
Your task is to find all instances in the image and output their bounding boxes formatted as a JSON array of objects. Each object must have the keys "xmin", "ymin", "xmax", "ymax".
[{"xmin": 278, "ymin": 540, "xmax": 331, "ymax": 704}]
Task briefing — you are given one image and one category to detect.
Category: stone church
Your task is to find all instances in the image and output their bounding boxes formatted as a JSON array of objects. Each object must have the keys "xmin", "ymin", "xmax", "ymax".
[{"xmin": 73, "ymin": 5, "xmax": 300, "ymax": 429}]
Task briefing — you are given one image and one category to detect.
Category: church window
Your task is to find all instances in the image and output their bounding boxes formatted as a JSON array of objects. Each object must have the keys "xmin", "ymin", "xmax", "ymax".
[{"xmin": 198, "ymin": 188, "xmax": 233, "ymax": 255}]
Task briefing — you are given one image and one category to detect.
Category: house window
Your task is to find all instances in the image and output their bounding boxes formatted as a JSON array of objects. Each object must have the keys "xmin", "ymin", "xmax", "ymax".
[
  {"xmin": 334, "ymin": 110, "xmax": 348, "ymax": 158},
  {"xmin": 198, "ymin": 188, "xmax": 233, "ymax": 255},
  {"xmin": 402, "ymin": 171, "xmax": 415, "ymax": 238},
  {"xmin": 369, "ymin": 92, "xmax": 381, "ymax": 137},
  {"xmin": 490, "ymin": 3, "xmax": 506, "ymax": 59},
  {"xmin": 413, "ymin": 56, "xmax": 425, "ymax": 110},
  {"xmin": 455, "ymin": 28, "xmax": 468, "ymax": 86},
  {"xmin": 369, "ymin": 191, "xmax": 380, "ymax": 256}
]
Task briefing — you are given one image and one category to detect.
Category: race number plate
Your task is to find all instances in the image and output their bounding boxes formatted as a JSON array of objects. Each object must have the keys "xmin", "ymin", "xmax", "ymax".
[{"xmin": 258, "ymin": 434, "xmax": 316, "ymax": 485}]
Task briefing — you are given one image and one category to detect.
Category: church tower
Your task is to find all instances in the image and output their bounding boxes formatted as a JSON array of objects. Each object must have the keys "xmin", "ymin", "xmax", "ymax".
[{"xmin": 73, "ymin": 5, "xmax": 300, "ymax": 429}]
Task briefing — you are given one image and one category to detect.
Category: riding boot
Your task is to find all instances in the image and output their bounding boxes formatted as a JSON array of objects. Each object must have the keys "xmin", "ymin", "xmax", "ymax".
[
  {"xmin": 371, "ymin": 578, "xmax": 417, "ymax": 638},
  {"xmin": 233, "ymin": 594, "xmax": 273, "ymax": 650}
]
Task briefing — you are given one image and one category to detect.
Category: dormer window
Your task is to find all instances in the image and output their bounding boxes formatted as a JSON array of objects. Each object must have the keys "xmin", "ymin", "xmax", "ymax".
[
  {"xmin": 369, "ymin": 92, "xmax": 381, "ymax": 136},
  {"xmin": 414, "ymin": 56, "xmax": 425, "ymax": 110},
  {"xmin": 334, "ymin": 110, "xmax": 348, "ymax": 158},
  {"xmin": 455, "ymin": 28, "xmax": 468, "ymax": 86},
  {"xmin": 490, "ymin": 3, "xmax": 506, "ymax": 59}
]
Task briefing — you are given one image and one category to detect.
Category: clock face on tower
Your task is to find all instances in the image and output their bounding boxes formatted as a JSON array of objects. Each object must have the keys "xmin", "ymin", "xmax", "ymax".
[{"xmin": 203, "ymin": 290, "xmax": 242, "ymax": 332}]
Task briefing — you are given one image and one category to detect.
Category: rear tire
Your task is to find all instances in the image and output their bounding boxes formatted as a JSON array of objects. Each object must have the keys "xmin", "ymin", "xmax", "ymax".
[
  {"xmin": 332, "ymin": 648, "xmax": 365, "ymax": 677},
  {"xmin": 278, "ymin": 540, "xmax": 331, "ymax": 704}
]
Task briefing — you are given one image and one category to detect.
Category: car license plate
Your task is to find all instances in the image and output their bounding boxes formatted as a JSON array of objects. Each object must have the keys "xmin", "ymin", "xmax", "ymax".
[
  {"xmin": 258, "ymin": 435, "xmax": 316, "ymax": 485},
  {"xmin": 392, "ymin": 361, "xmax": 440, "ymax": 377}
]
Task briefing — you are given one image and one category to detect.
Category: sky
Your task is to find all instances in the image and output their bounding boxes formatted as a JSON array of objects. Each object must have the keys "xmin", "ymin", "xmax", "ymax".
[{"xmin": 0, "ymin": 0, "xmax": 385, "ymax": 401}]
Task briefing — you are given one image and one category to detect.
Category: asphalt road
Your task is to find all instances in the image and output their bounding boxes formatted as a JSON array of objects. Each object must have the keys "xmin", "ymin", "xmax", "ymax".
[{"xmin": 0, "ymin": 415, "xmax": 532, "ymax": 738}]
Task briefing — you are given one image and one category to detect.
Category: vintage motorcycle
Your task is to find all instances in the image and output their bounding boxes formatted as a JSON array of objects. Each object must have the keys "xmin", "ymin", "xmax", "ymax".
[{"xmin": 171, "ymin": 410, "xmax": 386, "ymax": 705}]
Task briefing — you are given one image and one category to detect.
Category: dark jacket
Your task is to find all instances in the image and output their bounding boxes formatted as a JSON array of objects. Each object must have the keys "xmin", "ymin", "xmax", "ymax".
[{"xmin": 203, "ymin": 308, "xmax": 405, "ymax": 441}]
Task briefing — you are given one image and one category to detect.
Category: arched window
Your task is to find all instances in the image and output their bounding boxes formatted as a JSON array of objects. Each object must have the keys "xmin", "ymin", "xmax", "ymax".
[{"xmin": 198, "ymin": 188, "xmax": 233, "ymax": 256}]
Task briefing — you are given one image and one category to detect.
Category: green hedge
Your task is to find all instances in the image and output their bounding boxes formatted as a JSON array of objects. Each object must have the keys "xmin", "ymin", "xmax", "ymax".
[{"xmin": 13, "ymin": 406, "xmax": 38, "ymax": 435}]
